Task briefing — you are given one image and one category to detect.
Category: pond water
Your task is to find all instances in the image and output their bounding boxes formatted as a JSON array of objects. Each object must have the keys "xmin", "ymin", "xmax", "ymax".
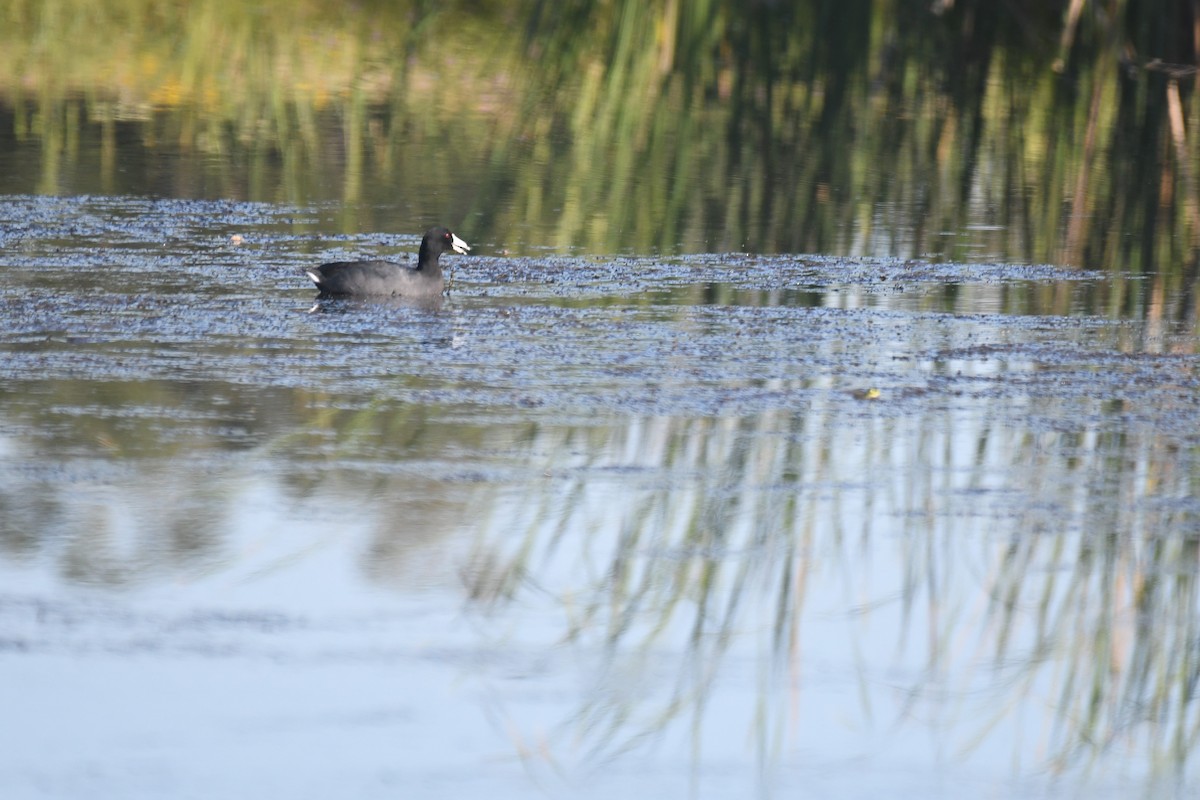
[
  {"xmin": 1, "ymin": 192, "xmax": 1198, "ymax": 799},
  {"xmin": 4, "ymin": 1, "xmax": 1200, "ymax": 796}
]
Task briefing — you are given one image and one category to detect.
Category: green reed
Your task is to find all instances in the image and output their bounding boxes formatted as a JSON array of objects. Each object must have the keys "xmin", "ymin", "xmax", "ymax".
[{"xmin": 2, "ymin": 0, "xmax": 1199, "ymax": 269}]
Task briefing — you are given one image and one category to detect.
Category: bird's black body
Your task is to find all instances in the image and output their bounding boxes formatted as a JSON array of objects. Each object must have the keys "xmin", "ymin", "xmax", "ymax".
[{"xmin": 307, "ymin": 226, "xmax": 470, "ymax": 296}]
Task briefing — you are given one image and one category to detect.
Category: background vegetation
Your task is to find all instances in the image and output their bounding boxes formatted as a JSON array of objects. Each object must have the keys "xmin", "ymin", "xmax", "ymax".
[{"xmin": 2, "ymin": 0, "xmax": 1199, "ymax": 267}]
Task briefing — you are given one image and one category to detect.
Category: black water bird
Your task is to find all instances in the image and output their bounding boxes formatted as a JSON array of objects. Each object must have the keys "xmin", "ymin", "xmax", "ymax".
[{"xmin": 306, "ymin": 226, "xmax": 470, "ymax": 296}]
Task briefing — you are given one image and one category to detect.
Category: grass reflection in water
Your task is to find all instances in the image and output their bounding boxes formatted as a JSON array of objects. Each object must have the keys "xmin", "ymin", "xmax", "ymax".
[
  {"xmin": 3, "ymin": 1, "xmax": 1200, "ymax": 272},
  {"xmin": 460, "ymin": 390, "xmax": 1199, "ymax": 783}
]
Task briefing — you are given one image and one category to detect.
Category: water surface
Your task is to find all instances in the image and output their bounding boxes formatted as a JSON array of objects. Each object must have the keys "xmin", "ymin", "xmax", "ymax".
[
  {"xmin": 3, "ymin": 7, "xmax": 1200, "ymax": 797},
  {"xmin": 2, "ymin": 195, "xmax": 1198, "ymax": 798}
]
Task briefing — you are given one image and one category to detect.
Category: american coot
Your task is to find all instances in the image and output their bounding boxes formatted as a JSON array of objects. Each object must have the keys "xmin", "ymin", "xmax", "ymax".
[{"xmin": 306, "ymin": 226, "xmax": 470, "ymax": 296}]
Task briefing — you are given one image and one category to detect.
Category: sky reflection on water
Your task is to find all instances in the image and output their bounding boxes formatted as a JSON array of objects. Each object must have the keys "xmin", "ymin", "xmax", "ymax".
[{"xmin": 1, "ymin": 392, "xmax": 1192, "ymax": 799}]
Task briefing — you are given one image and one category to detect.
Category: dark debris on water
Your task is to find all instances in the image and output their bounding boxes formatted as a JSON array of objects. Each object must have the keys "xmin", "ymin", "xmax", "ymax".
[{"xmin": 0, "ymin": 193, "xmax": 1191, "ymax": 441}]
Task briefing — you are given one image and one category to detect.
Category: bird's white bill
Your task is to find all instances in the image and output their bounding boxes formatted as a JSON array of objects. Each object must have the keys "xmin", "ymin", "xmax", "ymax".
[{"xmin": 450, "ymin": 233, "xmax": 471, "ymax": 254}]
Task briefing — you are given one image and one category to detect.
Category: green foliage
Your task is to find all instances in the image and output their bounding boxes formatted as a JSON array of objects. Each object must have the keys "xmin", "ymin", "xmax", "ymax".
[{"xmin": 1, "ymin": 0, "xmax": 1199, "ymax": 271}]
